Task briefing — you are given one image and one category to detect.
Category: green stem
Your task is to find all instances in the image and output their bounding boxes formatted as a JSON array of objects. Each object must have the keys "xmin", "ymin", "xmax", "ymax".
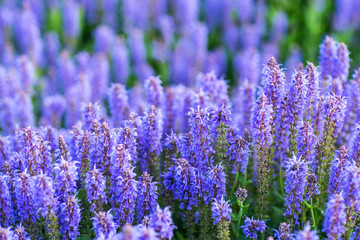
[
  {"xmin": 279, "ymin": 167, "xmax": 284, "ymax": 196},
  {"xmin": 230, "ymin": 171, "xmax": 239, "ymax": 197},
  {"xmin": 310, "ymin": 199, "xmax": 316, "ymax": 229},
  {"xmin": 236, "ymin": 202, "xmax": 244, "ymax": 237}
]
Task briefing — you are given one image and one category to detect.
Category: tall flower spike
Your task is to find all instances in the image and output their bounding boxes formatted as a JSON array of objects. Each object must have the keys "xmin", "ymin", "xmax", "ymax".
[
  {"xmin": 284, "ymin": 155, "xmax": 308, "ymax": 224},
  {"xmin": 31, "ymin": 172, "xmax": 58, "ymax": 217},
  {"xmin": 85, "ymin": 166, "xmax": 107, "ymax": 212},
  {"xmin": 42, "ymin": 95, "xmax": 66, "ymax": 128},
  {"xmin": 136, "ymin": 172, "xmax": 158, "ymax": 223},
  {"xmin": 63, "ymin": 0, "xmax": 80, "ymax": 41},
  {"xmin": 117, "ymin": 125, "xmax": 138, "ymax": 163},
  {"xmin": 351, "ymin": 123, "xmax": 360, "ymax": 165},
  {"xmin": 211, "ymin": 196, "xmax": 231, "ymax": 240},
  {"xmin": 163, "ymin": 158, "xmax": 198, "ymax": 210},
  {"xmin": 149, "ymin": 205, "xmax": 176, "ymax": 239},
  {"xmin": 92, "ymin": 211, "xmax": 117, "ymax": 240},
  {"xmin": 144, "ymin": 76, "xmax": 165, "ymax": 109},
  {"xmin": 112, "ymin": 167, "xmax": 137, "ymax": 226},
  {"xmin": 81, "ymin": 102, "xmax": 101, "ymax": 131},
  {"xmin": 0, "ymin": 227, "xmax": 14, "ymax": 240},
  {"xmin": 186, "ymin": 106, "xmax": 214, "ymax": 169},
  {"xmin": 14, "ymin": 170, "xmax": 36, "ymax": 222},
  {"xmin": 0, "ymin": 175, "xmax": 13, "ymax": 226},
  {"xmin": 319, "ymin": 36, "xmax": 338, "ymax": 81},
  {"xmin": 262, "ymin": 57, "xmax": 286, "ymax": 115},
  {"xmin": 196, "ymin": 72, "xmax": 230, "ymax": 107},
  {"xmin": 241, "ymin": 217, "xmax": 266, "ymax": 239},
  {"xmin": 108, "ymin": 83, "xmax": 129, "ymax": 127},
  {"xmin": 323, "ymin": 193, "xmax": 346, "ymax": 240},
  {"xmin": 54, "ymin": 158, "xmax": 78, "ymax": 203},
  {"xmin": 328, "ymin": 146, "xmax": 349, "ymax": 195},
  {"xmin": 59, "ymin": 195, "xmax": 81, "ymax": 240},
  {"xmin": 90, "ymin": 53, "xmax": 110, "ymax": 103},
  {"xmin": 138, "ymin": 106, "xmax": 163, "ymax": 174},
  {"xmin": 251, "ymin": 94, "xmax": 273, "ymax": 214},
  {"xmin": 205, "ymin": 164, "xmax": 226, "ymax": 203},
  {"xmin": 297, "ymin": 121, "xmax": 317, "ymax": 170},
  {"xmin": 342, "ymin": 162, "xmax": 360, "ymax": 214},
  {"xmin": 304, "ymin": 62, "xmax": 320, "ymax": 122},
  {"xmin": 296, "ymin": 222, "xmax": 319, "ymax": 240},
  {"xmin": 227, "ymin": 135, "xmax": 250, "ymax": 174}
]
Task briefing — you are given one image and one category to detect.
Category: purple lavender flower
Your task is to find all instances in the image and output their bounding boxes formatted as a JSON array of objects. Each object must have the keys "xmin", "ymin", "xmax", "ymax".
[
  {"xmin": 251, "ymin": 94, "xmax": 273, "ymax": 212},
  {"xmin": 54, "ymin": 158, "xmax": 78, "ymax": 202},
  {"xmin": 351, "ymin": 123, "xmax": 360, "ymax": 165},
  {"xmin": 81, "ymin": 102, "xmax": 102, "ymax": 131},
  {"xmin": 323, "ymin": 193, "xmax": 346, "ymax": 239},
  {"xmin": 14, "ymin": 170, "xmax": 36, "ymax": 222},
  {"xmin": 343, "ymin": 162, "xmax": 360, "ymax": 213},
  {"xmin": 163, "ymin": 158, "xmax": 198, "ymax": 210},
  {"xmin": 149, "ymin": 205, "xmax": 176, "ymax": 239},
  {"xmin": 0, "ymin": 175, "xmax": 13, "ymax": 226},
  {"xmin": 284, "ymin": 155, "xmax": 308, "ymax": 224},
  {"xmin": 57, "ymin": 51, "xmax": 77, "ymax": 90},
  {"xmin": 196, "ymin": 72, "xmax": 230, "ymax": 107},
  {"xmin": 262, "ymin": 57, "xmax": 286, "ymax": 115},
  {"xmin": 128, "ymin": 28, "xmax": 147, "ymax": 66},
  {"xmin": 241, "ymin": 217, "xmax": 266, "ymax": 239},
  {"xmin": 13, "ymin": 223, "xmax": 30, "ymax": 240},
  {"xmin": 112, "ymin": 167, "xmax": 137, "ymax": 225},
  {"xmin": 110, "ymin": 144, "xmax": 132, "ymax": 181},
  {"xmin": 186, "ymin": 106, "xmax": 214, "ymax": 169},
  {"xmin": 17, "ymin": 92, "xmax": 34, "ymax": 128},
  {"xmin": 319, "ymin": 36, "xmax": 338, "ymax": 81},
  {"xmin": 228, "ymin": 135, "xmax": 250, "ymax": 174},
  {"xmin": 136, "ymin": 172, "xmax": 158, "ymax": 223},
  {"xmin": 305, "ymin": 173, "xmax": 320, "ymax": 201},
  {"xmin": 236, "ymin": 187, "xmax": 248, "ymax": 202},
  {"xmin": 134, "ymin": 225, "xmax": 158, "ymax": 240},
  {"xmin": 31, "ymin": 172, "xmax": 58, "ymax": 217},
  {"xmin": 63, "ymin": 0, "xmax": 80, "ymax": 40},
  {"xmin": 328, "ymin": 146, "xmax": 349, "ymax": 195},
  {"xmin": 44, "ymin": 33, "xmax": 60, "ymax": 67},
  {"xmin": 274, "ymin": 222, "xmax": 293, "ymax": 240},
  {"xmin": 111, "ymin": 38, "xmax": 129, "ymax": 84},
  {"xmin": 85, "ymin": 166, "xmax": 107, "ymax": 212},
  {"xmin": 138, "ymin": 106, "xmax": 163, "ymax": 172},
  {"xmin": 297, "ymin": 121, "xmax": 317, "ymax": 170},
  {"xmin": 92, "ymin": 211, "xmax": 117, "ymax": 240},
  {"xmin": 16, "ymin": 56, "xmax": 35, "ymax": 93},
  {"xmin": 117, "ymin": 126, "xmax": 137, "ymax": 163},
  {"xmin": 211, "ymin": 196, "xmax": 232, "ymax": 224},
  {"xmin": 205, "ymin": 164, "xmax": 226, "ymax": 203},
  {"xmin": 0, "ymin": 98, "xmax": 16, "ymax": 136},
  {"xmin": 296, "ymin": 222, "xmax": 319, "ymax": 240},
  {"xmin": 144, "ymin": 76, "xmax": 164, "ymax": 109},
  {"xmin": 59, "ymin": 195, "xmax": 81, "ymax": 239}
]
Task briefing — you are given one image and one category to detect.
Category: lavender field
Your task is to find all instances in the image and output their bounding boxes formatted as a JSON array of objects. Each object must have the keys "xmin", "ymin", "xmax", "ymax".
[{"xmin": 0, "ymin": 0, "xmax": 359, "ymax": 239}]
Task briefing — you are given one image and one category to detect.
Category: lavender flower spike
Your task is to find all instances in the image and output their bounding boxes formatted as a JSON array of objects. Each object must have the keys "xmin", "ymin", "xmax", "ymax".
[
  {"xmin": 284, "ymin": 155, "xmax": 308, "ymax": 224},
  {"xmin": 211, "ymin": 196, "xmax": 232, "ymax": 240},
  {"xmin": 296, "ymin": 222, "xmax": 319, "ymax": 240},
  {"xmin": 323, "ymin": 193, "xmax": 346, "ymax": 240},
  {"xmin": 241, "ymin": 217, "xmax": 266, "ymax": 239},
  {"xmin": 150, "ymin": 205, "xmax": 176, "ymax": 239},
  {"xmin": 85, "ymin": 166, "xmax": 107, "ymax": 212},
  {"xmin": 92, "ymin": 211, "xmax": 117, "ymax": 240},
  {"xmin": 59, "ymin": 195, "xmax": 81, "ymax": 240},
  {"xmin": 136, "ymin": 172, "xmax": 158, "ymax": 223},
  {"xmin": 0, "ymin": 175, "xmax": 13, "ymax": 226}
]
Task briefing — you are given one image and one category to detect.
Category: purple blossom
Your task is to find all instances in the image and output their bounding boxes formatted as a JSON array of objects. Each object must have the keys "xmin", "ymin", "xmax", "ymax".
[
  {"xmin": 228, "ymin": 135, "xmax": 250, "ymax": 174},
  {"xmin": 94, "ymin": 25, "xmax": 115, "ymax": 53},
  {"xmin": 112, "ymin": 167, "xmax": 137, "ymax": 225},
  {"xmin": 274, "ymin": 222, "xmax": 293, "ymax": 240},
  {"xmin": 235, "ymin": 47, "xmax": 260, "ymax": 85},
  {"xmin": 297, "ymin": 121, "xmax": 317, "ymax": 170},
  {"xmin": 81, "ymin": 102, "xmax": 102, "ymax": 131},
  {"xmin": 343, "ymin": 162, "xmax": 360, "ymax": 213},
  {"xmin": 323, "ymin": 193, "xmax": 346, "ymax": 239},
  {"xmin": 163, "ymin": 158, "xmax": 198, "ymax": 210},
  {"xmin": 136, "ymin": 172, "xmax": 158, "ymax": 223},
  {"xmin": 117, "ymin": 126, "xmax": 137, "ymax": 163},
  {"xmin": 296, "ymin": 222, "xmax": 319, "ymax": 240},
  {"xmin": 284, "ymin": 155, "xmax": 308, "ymax": 224},
  {"xmin": 351, "ymin": 123, "xmax": 360, "ymax": 165},
  {"xmin": 54, "ymin": 158, "xmax": 78, "ymax": 202},
  {"xmin": 85, "ymin": 166, "xmax": 107, "ymax": 212},
  {"xmin": 14, "ymin": 170, "xmax": 36, "ymax": 222},
  {"xmin": 42, "ymin": 95, "xmax": 66, "ymax": 128},
  {"xmin": 211, "ymin": 196, "xmax": 232, "ymax": 224},
  {"xmin": 149, "ymin": 205, "xmax": 176, "ymax": 239},
  {"xmin": 328, "ymin": 146, "xmax": 349, "ymax": 195},
  {"xmin": 322, "ymin": 93, "xmax": 347, "ymax": 137},
  {"xmin": 241, "ymin": 217, "xmax": 266, "ymax": 239},
  {"xmin": 91, "ymin": 53, "xmax": 110, "ymax": 102},
  {"xmin": 236, "ymin": 187, "xmax": 248, "ymax": 202},
  {"xmin": 31, "ymin": 172, "xmax": 58, "ymax": 217},
  {"xmin": 59, "ymin": 195, "xmax": 81, "ymax": 240},
  {"xmin": 205, "ymin": 164, "xmax": 226, "ymax": 203},
  {"xmin": 0, "ymin": 227, "xmax": 14, "ymax": 240},
  {"xmin": 144, "ymin": 76, "xmax": 164, "ymax": 109},
  {"xmin": 92, "ymin": 211, "xmax": 117, "ymax": 240},
  {"xmin": 196, "ymin": 72, "xmax": 230, "ymax": 107},
  {"xmin": 0, "ymin": 175, "xmax": 13, "ymax": 226},
  {"xmin": 186, "ymin": 106, "xmax": 214, "ymax": 169}
]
